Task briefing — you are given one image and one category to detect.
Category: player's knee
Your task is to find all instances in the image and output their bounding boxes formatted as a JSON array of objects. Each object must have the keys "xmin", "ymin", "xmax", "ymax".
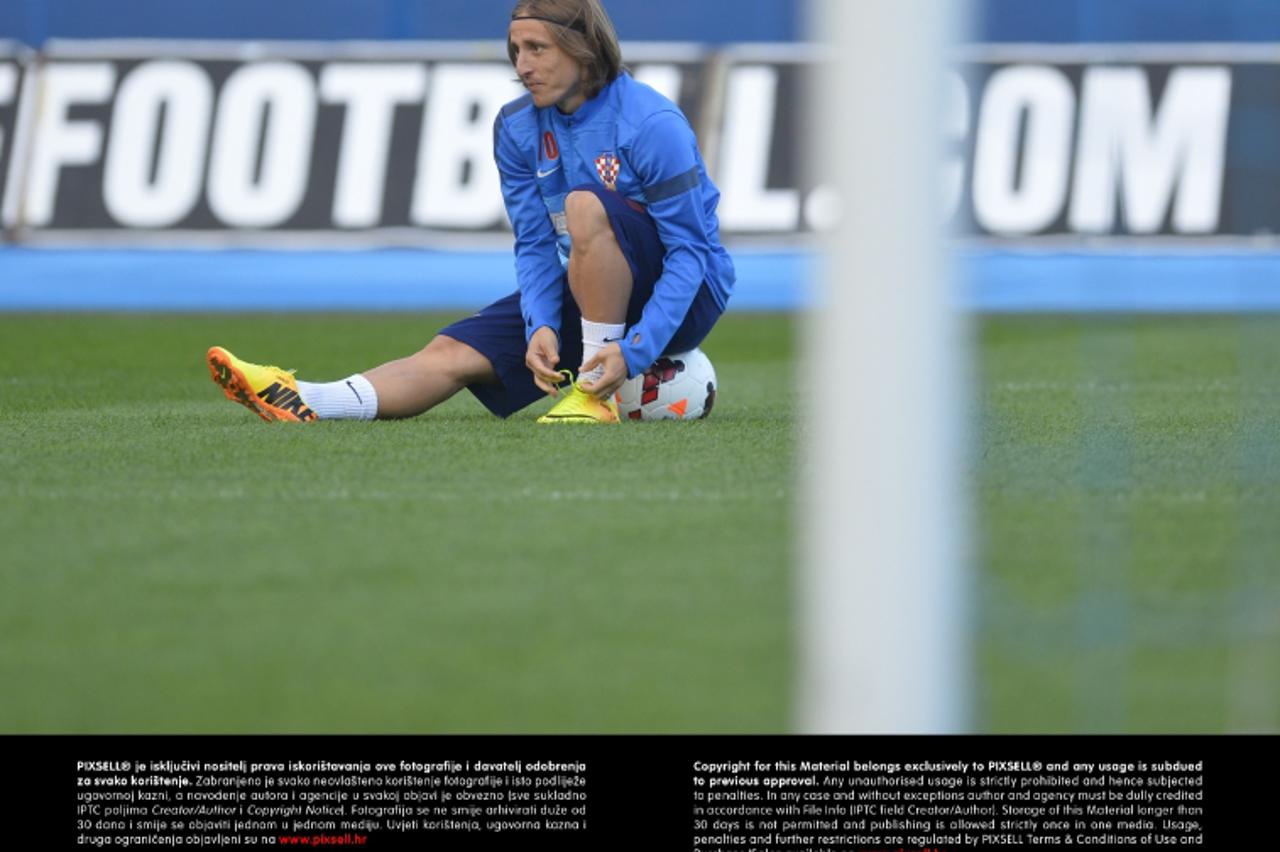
[
  {"xmin": 564, "ymin": 189, "xmax": 611, "ymax": 246},
  {"xmin": 420, "ymin": 335, "xmax": 489, "ymax": 384}
]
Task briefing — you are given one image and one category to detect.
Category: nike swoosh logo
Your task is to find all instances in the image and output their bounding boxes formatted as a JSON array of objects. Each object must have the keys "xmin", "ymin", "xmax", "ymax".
[{"xmin": 536, "ymin": 165, "xmax": 561, "ymax": 178}]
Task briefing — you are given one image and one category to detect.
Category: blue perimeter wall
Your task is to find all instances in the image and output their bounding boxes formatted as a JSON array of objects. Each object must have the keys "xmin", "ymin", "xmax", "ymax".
[
  {"xmin": 0, "ymin": 0, "xmax": 801, "ymax": 45},
  {"xmin": 9, "ymin": 249, "xmax": 1280, "ymax": 314},
  {"xmin": 8, "ymin": 1, "xmax": 1280, "ymax": 46},
  {"xmin": 4, "ymin": 1, "xmax": 1280, "ymax": 313}
]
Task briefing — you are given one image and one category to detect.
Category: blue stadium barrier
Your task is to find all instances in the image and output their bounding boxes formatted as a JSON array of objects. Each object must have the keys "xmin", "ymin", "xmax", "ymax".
[
  {"xmin": 0, "ymin": 247, "xmax": 813, "ymax": 312},
  {"xmin": 5, "ymin": 247, "xmax": 1280, "ymax": 313},
  {"xmin": 10, "ymin": 1, "xmax": 1280, "ymax": 46},
  {"xmin": 961, "ymin": 250, "xmax": 1280, "ymax": 313},
  {"xmin": 0, "ymin": 0, "xmax": 803, "ymax": 46},
  {"xmin": 974, "ymin": 0, "xmax": 1280, "ymax": 43}
]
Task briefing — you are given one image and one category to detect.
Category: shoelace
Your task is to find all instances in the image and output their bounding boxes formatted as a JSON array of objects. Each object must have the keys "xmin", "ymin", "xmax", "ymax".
[{"xmin": 553, "ymin": 369, "xmax": 579, "ymax": 396}]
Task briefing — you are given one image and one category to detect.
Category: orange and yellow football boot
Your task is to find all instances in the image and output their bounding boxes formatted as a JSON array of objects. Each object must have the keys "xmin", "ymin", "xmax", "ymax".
[
  {"xmin": 206, "ymin": 346, "xmax": 317, "ymax": 423},
  {"xmin": 536, "ymin": 371, "xmax": 620, "ymax": 424}
]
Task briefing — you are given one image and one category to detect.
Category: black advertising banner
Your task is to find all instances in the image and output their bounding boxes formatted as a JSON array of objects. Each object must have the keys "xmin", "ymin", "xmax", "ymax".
[
  {"xmin": 950, "ymin": 58, "xmax": 1241, "ymax": 239},
  {"xmin": 0, "ymin": 42, "xmax": 721, "ymax": 240},
  {"xmin": 6, "ymin": 734, "xmax": 1268, "ymax": 850},
  {"xmin": 4, "ymin": 42, "xmax": 1280, "ymax": 243}
]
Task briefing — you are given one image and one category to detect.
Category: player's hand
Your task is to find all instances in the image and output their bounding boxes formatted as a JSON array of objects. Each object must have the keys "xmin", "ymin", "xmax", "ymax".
[
  {"xmin": 579, "ymin": 342, "xmax": 628, "ymax": 399},
  {"xmin": 525, "ymin": 326, "xmax": 564, "ymax": 396}
]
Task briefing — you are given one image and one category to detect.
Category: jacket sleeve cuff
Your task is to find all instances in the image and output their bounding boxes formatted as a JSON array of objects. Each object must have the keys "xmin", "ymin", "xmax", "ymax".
[
  {"xmin": 523, "ymin": 315, "xmax": 562, "ymax": 345},
  {"xmin": 619, "ymin": 335, "xmax": 653, "ymax": 379}
]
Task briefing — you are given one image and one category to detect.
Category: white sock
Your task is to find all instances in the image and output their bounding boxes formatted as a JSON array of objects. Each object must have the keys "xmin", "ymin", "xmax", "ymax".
[
  {"xmin": 295, "ymin": 374, "xmax": 379, "ymax": 420},
  {"xmin": 579, "ymin": 319, "xmax": 626, "ymax": 384}
]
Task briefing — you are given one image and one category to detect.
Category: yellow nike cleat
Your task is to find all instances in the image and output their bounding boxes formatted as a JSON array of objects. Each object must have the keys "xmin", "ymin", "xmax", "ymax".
[
  {"xmin": 206, "ymin": 346, "xmax": 317, "ymax": 423},
  {"xmin": 536, "ymin": 372, "xmax": 620, "ymax": 424}
]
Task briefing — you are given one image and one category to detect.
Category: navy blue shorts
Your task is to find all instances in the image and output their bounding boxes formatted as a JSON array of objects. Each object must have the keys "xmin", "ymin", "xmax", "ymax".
[{"xmin": 440, "ymin": 185, "xmax": 724, "ymax": 418}]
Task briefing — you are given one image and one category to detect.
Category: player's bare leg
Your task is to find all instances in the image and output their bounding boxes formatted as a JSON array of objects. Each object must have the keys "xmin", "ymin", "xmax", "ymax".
[
  {"xmin": 535, "ymin": 189, "xmax": 626, "ymax": 423},
  {"xmin": 362, "ymin": 334, "xmax": 498, "ymax": 419},
  {"xmin": 564, "ymin": 189, "xmax": 630, "ymax": 393},
  {"xmin": 565, "ymin": 189, "xmax": 633, "ymax": 325},
  {"xmin": 208, "ymin": 335, "xmax": 497, "ymax": 422}
]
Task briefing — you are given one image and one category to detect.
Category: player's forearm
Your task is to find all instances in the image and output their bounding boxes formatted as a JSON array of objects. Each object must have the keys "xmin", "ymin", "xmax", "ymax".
[{"xmin": 619, "ymin": 248, "xmax": 704, "ymax": 374}]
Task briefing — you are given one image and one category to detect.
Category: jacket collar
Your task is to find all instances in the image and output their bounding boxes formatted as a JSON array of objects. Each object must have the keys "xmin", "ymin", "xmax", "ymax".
[{"xmin": 553, "ymin": 73, "xmax": 623, "ymax": 126}]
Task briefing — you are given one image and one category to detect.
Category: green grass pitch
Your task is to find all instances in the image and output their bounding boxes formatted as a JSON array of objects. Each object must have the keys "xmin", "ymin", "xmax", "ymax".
[
  {"xmin": 977, "ymin": 315, "xmax": 1280, "ymax": 733},
  {"xmin": 0, "ymin": 312, "xmax": 795, "ymax": 733},
  {"xmin": 1, "ymin": 312, "xmax": 1276, "ymax": 733}
]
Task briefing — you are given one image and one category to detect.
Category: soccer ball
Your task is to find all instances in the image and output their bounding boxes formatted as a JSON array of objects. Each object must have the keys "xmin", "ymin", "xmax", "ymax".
[{"xmin": 614, "ymin": 348, "xmax": 717, "ymax": 421}]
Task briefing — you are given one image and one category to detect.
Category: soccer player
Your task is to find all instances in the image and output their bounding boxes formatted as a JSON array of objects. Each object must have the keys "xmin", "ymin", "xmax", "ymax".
[{"xmin": 208, "ymin": 0, "xmax": 734, "ymax": 424}]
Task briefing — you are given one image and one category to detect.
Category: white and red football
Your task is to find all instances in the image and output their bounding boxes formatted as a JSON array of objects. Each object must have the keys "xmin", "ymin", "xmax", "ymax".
[{"xmin": 615, "ymin": 348, "xmax": 717, "ymax": 421}]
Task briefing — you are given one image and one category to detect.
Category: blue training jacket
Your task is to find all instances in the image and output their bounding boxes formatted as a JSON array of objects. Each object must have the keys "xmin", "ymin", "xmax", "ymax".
[{"xmin": 492, "ymin": 72, "xmax": 735, "ymax": 378}]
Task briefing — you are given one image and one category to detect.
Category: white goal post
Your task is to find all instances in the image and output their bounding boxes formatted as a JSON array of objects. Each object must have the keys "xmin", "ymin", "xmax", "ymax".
[{"xmin": 797, "ymin": 0, "xmax": 970, "ymax": 733}]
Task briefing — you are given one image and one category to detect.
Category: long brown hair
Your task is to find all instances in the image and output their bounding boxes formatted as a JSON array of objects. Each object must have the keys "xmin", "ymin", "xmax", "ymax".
[{"xmin": 509, "ymin": 0, "xmax": 624, "ymax": 100}]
